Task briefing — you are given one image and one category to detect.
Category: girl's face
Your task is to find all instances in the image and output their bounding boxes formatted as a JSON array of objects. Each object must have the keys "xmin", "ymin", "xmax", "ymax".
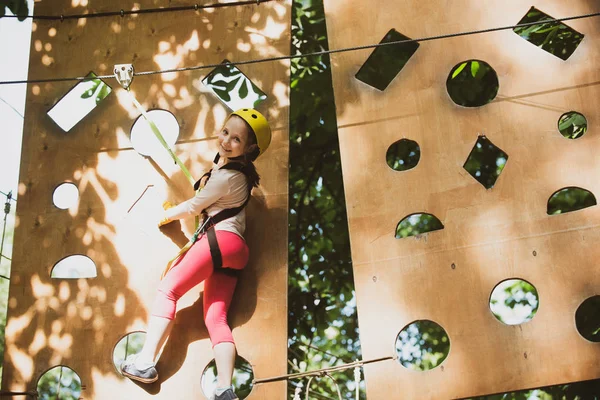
[{"xmin": 217, "ymin": 116, "xmax": 250, "ymax": 159}]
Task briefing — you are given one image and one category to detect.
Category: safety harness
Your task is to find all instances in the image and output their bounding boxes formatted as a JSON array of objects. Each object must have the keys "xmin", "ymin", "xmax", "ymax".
[
  {"xmin": 113, "ymin": 66, "xmax": 253, "ymax": 280},
  {"xmin": 161, "ymin": 154, "xmax": 252, "ymax": 279}
]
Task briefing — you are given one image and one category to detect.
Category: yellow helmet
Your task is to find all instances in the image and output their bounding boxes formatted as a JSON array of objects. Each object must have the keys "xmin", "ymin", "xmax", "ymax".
[{"xmin": 230, "ymin": 108, "xmax": 271, "ymax": 157}]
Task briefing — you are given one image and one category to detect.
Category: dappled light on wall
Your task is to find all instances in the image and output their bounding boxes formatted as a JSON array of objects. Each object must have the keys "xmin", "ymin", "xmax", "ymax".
[
  {"xmin": 113, "ymin": 331, "xmax": 147, "ymax": 374},
  {"xmin": 51, "ymin": 255, "xmax": 97, "ymax": 279},
  {"xmin": 129, "ymin": 109, "xmax": 180, "ymax": 157},
  {"xmin": 557, "ymin": 111, "xmax": 587, "ymax": 139},
  {"xmin": 47, "ymin": 72, "xmax": 112, "ymax": 132},
  {"xmin": 386, "ymin": 138, "xmax": 420, "ymax": 171},
  {"xmin": 395, "ymin": 213, "xmax": 444, "ymax": 239},
  {"xmin": 513, "ymin": 7, "xmax": 584, "ymax": 61},
  {"xmin": 355, "ymin": 28, "xmax": 420, "ymax": 91},
  {"xmin": 52, "ymin": 182, "xmax": 79, "ymax": 210},
  {"xmin": 463, "ymin": 135, "xmax": 507, "ymax": 189},
  {"xmin": 547, "ymin": 187, "xmax": 597, "ymax": 215},
  {"xmin": 489, "ymin": 279, "xmax": 539, "ymax": 325},
  {"xmin": 575, "ymin": 296, "xmax": 600, "ymax": 342},
  {"xmin": 37, "ymin": 365, "xmax": 82, "ymax": 400},
  {"xmin": 446, "ymin": 60, "xmax": 499, "ymax": 107},
  {"xmin": 395, "ymin": 320, "xmax": 450, "ymax": 371},
  {"xmin": 202, "ymin": 59, "xmax": 268, "ymax": 111},
  {"xmin": 153, "ymin": 30, "xmax": 201, "ymax": 81},
  {"xmin": 201, "ymin": 356, "xmax": 254, "ymax": 399}
]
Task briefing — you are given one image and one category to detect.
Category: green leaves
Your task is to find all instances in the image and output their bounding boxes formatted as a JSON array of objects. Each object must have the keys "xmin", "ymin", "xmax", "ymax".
[
  {"xmin": 80, "ymin": 78, "xmax": 111, "ymax": 105},
  {"xmin": 37, "ymin": 366, "xmax": 82, "ymax": 400},
  {"xmin": 547, "ymin": 187, "xmax": 597, "ymax": 215},
  {"xmin": 395, "ymin": 320, "xmax": 450, "ymax": 371},
  {"xmin": 395, "ymin": 213, "xmax": 444, "ymax": 239},
  {"xmin": 447, "ymin": 60, "xmax": 499, "ymax": 107},
  {"xmin": 0, "ymin": 0, "xmax": 29, "ymax": 21},
  {"xmin": 386, "ymin": 138, "xmax": 420, "ymax": 171},
  {"xmin": 451, "ymin": 62, "xmax": 467, "ymax": 79},
  {"xmin": 463, "ymin": 135, "xmax": 508, "ymax": 189},
  {"xmin": 202, "ymin": 61, "xmax": 267, "ymax": 110},
  {"xmin": 289, "ymin": 1, "xmax": 361, "ymax": 398},
  {"xmin": 470, "ymin": 60, "xmax": 480, "ymax": 78},
  {"xmin": 513, "ymin": 7, "xmax": 584, "ymax": 60},
  {"xmin": 558, "ymin": 111, "xmax": 587, "ymax": 139}
]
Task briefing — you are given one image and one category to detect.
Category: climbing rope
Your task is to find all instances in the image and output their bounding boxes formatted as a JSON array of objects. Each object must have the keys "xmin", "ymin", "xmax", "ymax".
[
  {"xmin": 128, "ymin": 92, "xmax": 195, "ymax": 185},
  {"xmin": 261, "ymin": 355, "xmax": 391, "ymax": 399},
  {"xmin": 353, "ymin": 362, "xmax": 361, "ymax": 400},
  {"xmin": 253, "ymin": 355, "xmax": 394, "ymax": 385},
  {"xmin": 112, "ymin": 64, "xmax": 203, "ymax": 277},
  {"xmin": 0, "ymin": 191, "xmax": 13, "ymax": 281},
  {"xmin": 304, "ymin": 372, "xmax": 343, "ymax": 400},
  {"xmin": 0, "ymin": 11, "xmax": 598, "ymax": 85},
  {"xmin": 3, "ymin": 0, "xmax": 275, "ymax": 20},
  {"xmin": 0, "ymin": 390, "xmax": 38, "ymax": 398}
]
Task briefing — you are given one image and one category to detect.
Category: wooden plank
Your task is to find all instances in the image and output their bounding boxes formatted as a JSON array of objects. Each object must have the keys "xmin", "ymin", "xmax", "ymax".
[
  {"xmin": 3, "ymin": 1, "xmax": 290, "ymax": 399},
  {"xmin": 323, "ymin": 0, "xmax": 600, "ymax": 398}
]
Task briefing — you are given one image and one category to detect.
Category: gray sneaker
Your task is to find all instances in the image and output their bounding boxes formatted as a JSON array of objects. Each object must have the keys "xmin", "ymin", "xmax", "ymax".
[
  {"xmin": 214, "ymin": 388, "xmax": 239, "ymax": 400},
  {"xmin": 120, "ymin": 357, "xmax": 158, "ymax": 384}
]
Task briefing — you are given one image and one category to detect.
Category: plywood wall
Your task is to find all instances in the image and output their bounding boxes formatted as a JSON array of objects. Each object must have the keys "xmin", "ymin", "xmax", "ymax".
[
  {"xmin": 3, "ymin": 1, "xmax": 290, "ymax": 399},
  {"xmin": 322, "ymin": 0, "xmax": 600, "ymax": 398}
]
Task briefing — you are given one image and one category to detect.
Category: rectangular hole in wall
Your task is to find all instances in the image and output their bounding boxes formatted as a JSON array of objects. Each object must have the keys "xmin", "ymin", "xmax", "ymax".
[
  {"xmin": 355, "ymin": 28, "xmax": 420, "ymax": 91},
  {"xmin": 513, "ymin": 6, "xmax": 584, "ymax": 60},
  {"xmin": 47, "ymin": 71, "xmax": 112, "ymax": 132},
  {"xmin": 202, "ymin": 59, "xmax": 267, "ymax": 110}
]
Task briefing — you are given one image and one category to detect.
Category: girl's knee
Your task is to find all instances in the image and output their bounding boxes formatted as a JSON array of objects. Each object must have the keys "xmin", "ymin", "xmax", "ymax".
[
  {"xmin": 151, "ymin": 287, "xmax": 180, "ymax": 320},
  {"xmin": 206, "ymin": 322, "xmax": 234, "ymax": 345}
]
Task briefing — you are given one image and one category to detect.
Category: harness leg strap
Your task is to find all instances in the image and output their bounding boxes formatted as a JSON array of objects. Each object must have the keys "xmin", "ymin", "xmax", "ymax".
[{"xmin": 207, "ymin": 228, "xmax": 240, "ymax": 277}]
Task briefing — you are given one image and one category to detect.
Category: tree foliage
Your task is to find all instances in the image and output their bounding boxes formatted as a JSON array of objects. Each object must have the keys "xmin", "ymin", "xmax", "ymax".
[
  {"xmin": 513, "ymin": 7, "xmax": 584, "ymax": 61},
  {"xmin": 446, "ymin": 60, "xmax": 499, "ymax": 107},
  {"xmin": 288, "ymin": 1, "xmax": 600, "ymax": 399},
  {"xmin": 558, "ymin": 112, "xmax": 587, "ymax": 139},
  {"xmin": 547, "ymin": 188, "xmax": 597, "ymax": 215},
  {"xmin": 37, "ymin": 366, "xmax": 81, "ymax": 400},
  {"xmin": 288, "ymin": 0, "xmax": 363, "ymax": 398}
]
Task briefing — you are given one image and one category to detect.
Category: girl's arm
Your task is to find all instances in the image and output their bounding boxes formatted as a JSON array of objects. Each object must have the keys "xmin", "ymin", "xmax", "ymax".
[{"xmin": 163, "ymin": 171, "xmax": 231, "ymax": 221}]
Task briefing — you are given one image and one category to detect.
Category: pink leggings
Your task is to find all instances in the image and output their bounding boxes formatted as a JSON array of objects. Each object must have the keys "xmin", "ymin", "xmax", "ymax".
[{"xmin": 152, "ymin": 230, "xmax": 249, "ymax": 346}]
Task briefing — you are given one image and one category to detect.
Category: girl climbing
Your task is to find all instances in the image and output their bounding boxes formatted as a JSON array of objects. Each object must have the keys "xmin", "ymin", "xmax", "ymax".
[{"xmin": 121, "ymin": 108, "xmax": 271, "ymax": 400}]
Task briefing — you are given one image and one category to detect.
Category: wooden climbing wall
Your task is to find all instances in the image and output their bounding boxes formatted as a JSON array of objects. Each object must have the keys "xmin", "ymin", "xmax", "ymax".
[
  {"xmin": 2, "ymin": 1, "xmax": 290, "ymax": 399},
  {"xmin": 323, "ymin": 0, "xmax": 600, "ymax": 398}
]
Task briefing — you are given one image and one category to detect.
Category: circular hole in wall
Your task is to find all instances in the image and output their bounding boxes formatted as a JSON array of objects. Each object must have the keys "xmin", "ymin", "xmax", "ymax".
[
  {"xmin": 201, "ymin": 355, "xmax": 254, "ymax": 399},
  {"xmin": 575, "ymin": 295, "xmax": 600, "ymax": 342},
  {"xmin": 130, "ymin": 109, "xmax": 180, "ymax": 156},
  {"xmin": 558, "ymin": 111, "xmax": 587, "ymax": 139},
  {"xmin": 446, "ymin": 60, "xmax": 499, "ymax": 107},
  {"xmin": 37, "ymin": 365, "xmax": 82, "ymax": 400},
  {"xmin": 395, "ymin": 319, "xmax": 450, "ymax": 371},
  {"xmin": 489, "ymin": 279, "xmax": 539, "ymax": 325},
  {"xmin": 113, "ymin": 331, "xmax": 147, "ymax": 373},
  {"xmin": 386, "ymin": 138, "xmax": 420, "ymax": 171},
  {"xmin": 52, "ymin": 182, "xmax": 79, "ymax": 209}
]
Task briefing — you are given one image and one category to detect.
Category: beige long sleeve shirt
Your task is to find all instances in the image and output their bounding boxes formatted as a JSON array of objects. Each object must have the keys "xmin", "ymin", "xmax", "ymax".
[{"xmin": 164, "ymin": 166, "xmax": 249, "ymax": 238}]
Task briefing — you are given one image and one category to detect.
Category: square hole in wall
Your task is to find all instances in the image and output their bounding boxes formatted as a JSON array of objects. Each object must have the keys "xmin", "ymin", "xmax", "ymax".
[{"xmin": 463, "ymin": 135, "xmax": 508, "ymax": 189}]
